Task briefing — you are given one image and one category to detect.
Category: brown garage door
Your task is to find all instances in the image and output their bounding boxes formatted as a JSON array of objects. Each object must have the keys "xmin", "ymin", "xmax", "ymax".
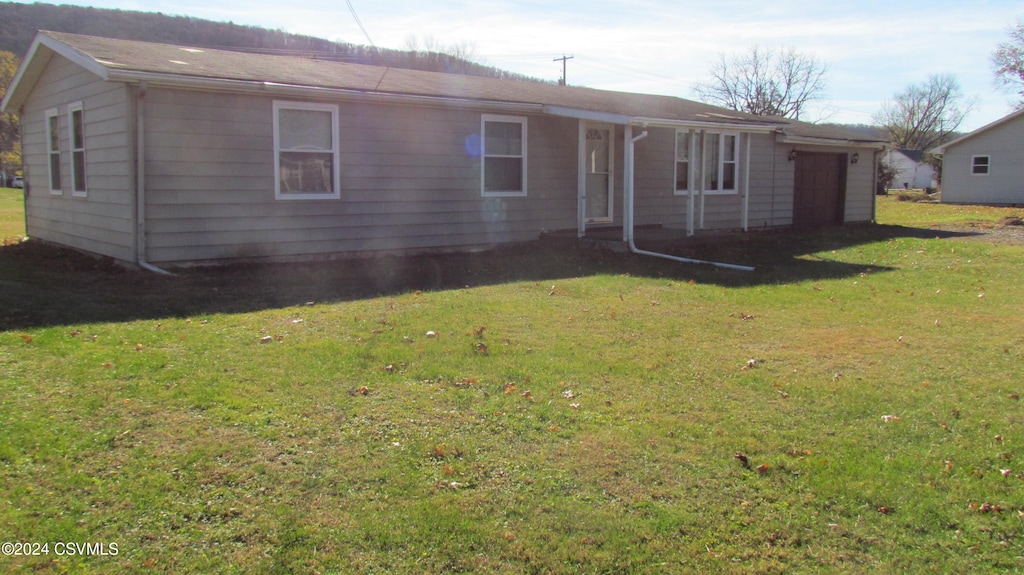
[{"xmin": 793, "ymin": 152, "xmax": 846, "ymax": 229}]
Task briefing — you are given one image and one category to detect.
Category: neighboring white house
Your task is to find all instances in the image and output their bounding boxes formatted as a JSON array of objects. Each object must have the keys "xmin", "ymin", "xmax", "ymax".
[
  {"xmin": 884, "ymin": 149, "xmax": 936, "ymax": 190},
  {"xmin": 2, "ymin": 31, "xmax": 886, "ymax": 266},
  {"xmin": 930, "ymin": 108, "xmax": 1024, "ymax": 205}
]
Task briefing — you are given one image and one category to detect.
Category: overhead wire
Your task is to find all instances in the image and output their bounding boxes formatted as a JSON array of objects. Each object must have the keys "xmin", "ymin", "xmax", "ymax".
[{"xmin": 345, "ymin": 0, "xmax": 375, "ymax": 48}]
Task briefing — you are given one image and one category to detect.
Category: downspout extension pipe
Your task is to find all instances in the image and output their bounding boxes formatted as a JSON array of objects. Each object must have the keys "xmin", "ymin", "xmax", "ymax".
[{"xmin": 624, "ymin": 127, "xmax": 755, "ymax": 272}]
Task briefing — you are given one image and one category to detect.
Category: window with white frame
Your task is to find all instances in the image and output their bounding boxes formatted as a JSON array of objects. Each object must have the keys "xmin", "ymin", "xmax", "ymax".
[
  {"xmin": 69, "ymin": 102, "xmax": 87, "ymax": 196},
  {"xmin": 481, "ymin": 114, "xmax": 527, "ymax": 197},
  {"xmin": 46, "ymin": 107, "xmax": 61, "ymax": 194},
  {"xmin": 971, "ymin": 155, "xmax": 990, "ymax": 175},
  {"xmin": 273, "ymin": 101, "xmax": 340, "ymax": 200},
  {"xmin": 675, "ymin": 130, "xmax": 738, "ymax": 194}
]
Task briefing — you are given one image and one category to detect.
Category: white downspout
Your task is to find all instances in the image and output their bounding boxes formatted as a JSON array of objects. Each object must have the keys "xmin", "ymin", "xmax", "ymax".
[
  {"xmin": 686, "ymin": 130, "xmax": 695, "ymax": 237},
  {"xmin": 134, "ymin": 81, "xmax": 174, "ymax": 276},
  {"xmin": 698, "ymin": 131, "xmax": 706, "ymax": 230},
  {"xmin": 741, "ymin": 133, "xmax": 751, "ymax": 231},
  {"xmin": 577, "ymin": 120, "xmax": 586, "ymax": 238},
  {"xmin": 625, "ymin": 125, "xmax": 754, "ymax": 272}
]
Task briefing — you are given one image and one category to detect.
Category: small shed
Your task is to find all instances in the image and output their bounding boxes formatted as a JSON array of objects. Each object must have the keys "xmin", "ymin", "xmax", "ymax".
[{"xmin": 931, "ymin": 108, "xmax": 1024, "ymax": 205}]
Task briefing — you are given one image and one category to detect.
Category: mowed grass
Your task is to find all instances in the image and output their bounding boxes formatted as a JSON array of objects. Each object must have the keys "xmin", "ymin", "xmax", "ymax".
[
  {"xmin": 2, "ymin": 196, "xmax": 1024, "ymax": 573},
  {"xmin": 0, "ymin": 187, "xmax": 25, "ymax": 241}
]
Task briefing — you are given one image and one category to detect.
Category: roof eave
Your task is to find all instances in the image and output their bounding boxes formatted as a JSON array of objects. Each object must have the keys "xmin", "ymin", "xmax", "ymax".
[
  {"xmin": 2, "ymin": 32, "xmax": 111, "ymax": 112},
  {"xmin": 777, "ymin": 132, "xmax": 887, "ymax": 149},
  {"xmin": 931, "ymin": 107, "xmax": 1024, "ymax": 155},
  {"xmin": 108, "ymin": 70, "xmax": 546, "ymax": 114}
]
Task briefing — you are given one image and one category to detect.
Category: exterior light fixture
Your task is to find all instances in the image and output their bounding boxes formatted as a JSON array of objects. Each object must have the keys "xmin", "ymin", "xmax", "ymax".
[
  {"xmin": 788, "ymin": 148, "xmax": 797, "ymax": 162},
  {"xmin": 851, "ymin": 152, "xmax": 859, "ymax": 165}
]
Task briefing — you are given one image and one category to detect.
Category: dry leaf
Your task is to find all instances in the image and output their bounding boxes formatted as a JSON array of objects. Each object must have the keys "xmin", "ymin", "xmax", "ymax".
[
  {"xmin": 19, "ymin": 334, "xmax": 32, "ymax": 343},
  {"xmin": 734, "ymin": 452, "xmax": 749, "ymax": 468}
]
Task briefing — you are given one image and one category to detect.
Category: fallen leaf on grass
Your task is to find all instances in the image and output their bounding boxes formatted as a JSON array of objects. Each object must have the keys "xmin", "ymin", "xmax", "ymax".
[
  {"xmin": 756, "ymin": 464, "xmax": 770, "ymax": 475},
  {"xmin": 877, "ymin": 506, "xmax": 893, "ymax": 515},
  {"xmin": 19, "ymin": 334, "xmax": 32, "ymax": 343},
  {"xmin": 734, "ymin": 452, "xmax": 750, "ymax": 468},
  {"xmin": 259, "ymin": 336, "xmax": 273, "ymax": 344},
  {"xmin": 881, "ymin": 415, "xmax": 901, "ymax": 423}
]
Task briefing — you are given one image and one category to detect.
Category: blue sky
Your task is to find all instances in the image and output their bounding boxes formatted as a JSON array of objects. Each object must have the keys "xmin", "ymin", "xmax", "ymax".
[{"xmin": 29, "ymin": 0, "xmax": 1024, "ymax": 131}]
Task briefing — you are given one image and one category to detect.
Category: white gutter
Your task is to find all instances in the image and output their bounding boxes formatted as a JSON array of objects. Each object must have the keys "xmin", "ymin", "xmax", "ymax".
[
  {"xmin": 133, "ymin": 81, "xmax": 174, "ymax": 276},
  {"xmin": 108, "ymin": 70, "xmax": 546, "ymax": 115},
  {"xmin": 624, "ymin": 124, "xmax": 755, "ymax": 272}
]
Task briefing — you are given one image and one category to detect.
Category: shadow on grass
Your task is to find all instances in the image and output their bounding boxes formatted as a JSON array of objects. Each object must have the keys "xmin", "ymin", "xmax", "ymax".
[{"xmin": 0, "ymin": 224, "xmax": 983, "ymax": 330}]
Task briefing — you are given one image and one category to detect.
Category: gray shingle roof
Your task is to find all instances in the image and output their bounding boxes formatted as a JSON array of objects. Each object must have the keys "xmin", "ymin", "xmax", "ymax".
[{"xmin": 14, "ymin": 31, "xmax": 886, "ymax": 145}]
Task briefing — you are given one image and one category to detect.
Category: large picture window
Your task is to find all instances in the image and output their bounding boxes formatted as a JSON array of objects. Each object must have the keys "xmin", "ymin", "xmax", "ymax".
[
  {"xmin": 273, "ymin": 101, "xmax": 340, "ymax": 200},
  {"xmin": 481, "ymin": 114, "xmax": 527, "ymax": 197},
  {"xmin": 69, "ymin": 102, "xmax": 87, "ymax": 196},
  {"xmin": 46, "ymin": 107, "xmax": 61, "ymax": 194},
  {"xmin": 675, "ymin": 130, "xmax": 739, "ymax": 195}
]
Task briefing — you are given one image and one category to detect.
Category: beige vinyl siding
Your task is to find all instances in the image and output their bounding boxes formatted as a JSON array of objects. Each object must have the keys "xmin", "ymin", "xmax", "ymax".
[
  {"xmin": 844, "ymin": 149, "xmax": 875, "ymax": 222},
  {"xmin": 940, "ymin": 114, "xmax": 1024, "ymax": 205},
  {"xmin": 19, "ymin": 55, "xmax": 133, "ymax": 260},
  {"xmin": 632, "ymin": 129, "xmax": 798, "ymax": 231},
  {"xmin": 142, "ymin": 88, "xmax": 578, "ymax": 263}
]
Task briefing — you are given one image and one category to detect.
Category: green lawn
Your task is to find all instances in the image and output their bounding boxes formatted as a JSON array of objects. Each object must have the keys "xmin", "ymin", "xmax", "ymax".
[
  {"xmin": 1, "ymin": 196, "xmax": 1023, "ymax": 573},
  {"xmin": 0, "ymin": 186, "xmax": 25, "ymax": 241}
]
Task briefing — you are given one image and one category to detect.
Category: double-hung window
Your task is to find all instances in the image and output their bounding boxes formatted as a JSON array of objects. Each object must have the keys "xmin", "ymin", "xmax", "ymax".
[
  {"xmin": 273, "ymin": 101, "xmax": 341, "ymax": 200},
  {"xmin": 46, "ymin": 107, "xmax": 61, "ymax": 194},
  {"xmin": 69, "ymin": 102, "xmax": 87, "ymax": 196},
  {"xmin": 971, "ymin": 155, "xmax": 990, "ymax": 175},
  {"xmin": 481, "ymin": 114, "xmax": 527, "ymax": 197},
  {"xmin": 674, "ymin": 130, "xmax": 739, "ymax": 194}
]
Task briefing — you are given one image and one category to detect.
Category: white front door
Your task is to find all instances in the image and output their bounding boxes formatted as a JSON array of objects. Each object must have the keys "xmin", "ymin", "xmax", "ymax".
[{"xmin": 584, "ymin": 124, "xmax": 614, "ymax": 223}]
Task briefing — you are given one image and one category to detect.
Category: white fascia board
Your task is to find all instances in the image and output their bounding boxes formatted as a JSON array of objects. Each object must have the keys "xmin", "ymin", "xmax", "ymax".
[
  {"xmin": 631, "ymin": 116, "xmax": 780, "ymax": 133},
  {"xmin": 543, "ymin": 105, "xmax": 634, "ymax": 125},
  {"xmin": 776, "ymin": 133, "xmax": 887, "ymax": 149},
  {"xmin": 931, "ymin": 107, "xmax": 1024, "ymax": 155},
  {"xmin": 3, "ymin": 33, "xmax": 114, "ymax": 112}
]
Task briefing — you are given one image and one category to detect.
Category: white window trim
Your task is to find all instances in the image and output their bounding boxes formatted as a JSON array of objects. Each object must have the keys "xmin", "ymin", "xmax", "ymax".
[
  {"xmin": 68, "ymin": 101, "xmax": 87, "ymax": 197},
  {"xmin": 673, "ymin": 129, "xmax": 740, "ymax": 196},
  {"xmin": 46, "ymin": 107, "xmax": 61, "ymax": 195},
  {"xmin": 481, "ymin": 114, "xmax": 527, "ymax": 197},
  {"xmin": 273, "ymin": 100, "xmax": 341, "ymax": 200},
  {"xmin": 971, "ymin": 155, "xmax": 990, "ymax": 176}
]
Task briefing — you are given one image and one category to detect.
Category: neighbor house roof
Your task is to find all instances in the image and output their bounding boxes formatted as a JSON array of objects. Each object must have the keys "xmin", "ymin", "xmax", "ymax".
[
  {"xmin": 3, "ymin": 31, "xmax": 884, "ymax": 147},
  {"xmin": 930, "ymin": 107, "xmax": 1024, "ymax": 155}
]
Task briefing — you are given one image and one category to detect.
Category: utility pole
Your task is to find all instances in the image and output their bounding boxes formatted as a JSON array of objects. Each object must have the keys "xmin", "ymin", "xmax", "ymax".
[{"xmin": 554, "ymin": 54, "xmax": 574, "ymax": 86}]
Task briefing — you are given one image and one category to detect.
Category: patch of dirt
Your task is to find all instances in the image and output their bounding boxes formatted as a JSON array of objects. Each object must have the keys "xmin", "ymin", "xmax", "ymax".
[{"xmin": 930, "ymin": 221, "xmax": 1024, "ymax": 245}]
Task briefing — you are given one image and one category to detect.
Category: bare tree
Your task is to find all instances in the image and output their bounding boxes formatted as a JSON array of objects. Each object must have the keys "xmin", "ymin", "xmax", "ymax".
[
  {"xmin": 873, "ymin": 74, "xmax": 974, "ymax": 152},
  {"xmin": 693, "ymin": 46, "xmax": 829, "ymax": 120},
  {"xmin": 992, "ymin": 19, "xmax": 1024, "ymax": 110},
  {"xmin": 403, "ymin": 34, "xmax": 479, "ymax": 67}
]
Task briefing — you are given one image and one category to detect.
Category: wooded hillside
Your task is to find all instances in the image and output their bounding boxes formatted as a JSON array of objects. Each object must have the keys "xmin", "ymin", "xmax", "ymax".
[{"xmin": 0, "ymin": 1, "xmax": 543, "ymax": 81}]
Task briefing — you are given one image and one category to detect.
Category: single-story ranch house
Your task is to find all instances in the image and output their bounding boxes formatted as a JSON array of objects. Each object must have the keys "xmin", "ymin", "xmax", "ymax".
[
  {"xmin": 2, "ymin": 31, "xmax": 886, "ymax": 267},
  {"xmin": 930, "ymin": 108, "xmax": 1024, "ymax": 206}
]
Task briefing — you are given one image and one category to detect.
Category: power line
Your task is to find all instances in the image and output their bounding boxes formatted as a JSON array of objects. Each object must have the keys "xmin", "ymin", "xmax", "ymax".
[{"xmin": 345, "ymin": 0, "xmax": 375, "ymax": 48}]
